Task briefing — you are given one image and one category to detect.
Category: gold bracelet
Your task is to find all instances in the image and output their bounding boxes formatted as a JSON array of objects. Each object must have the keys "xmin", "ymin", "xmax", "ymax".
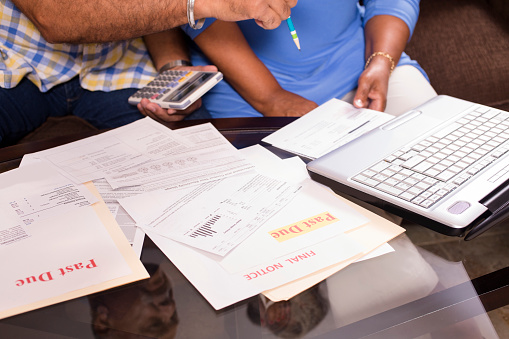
[{"xmin": 365, "ymin": 52, "xmax": 395, "ymax": 73}]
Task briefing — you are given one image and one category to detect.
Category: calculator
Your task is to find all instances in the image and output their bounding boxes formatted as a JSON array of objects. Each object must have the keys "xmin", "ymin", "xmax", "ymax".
[{"xmin": 128, "ymin": 69, "xmax": 223, "ymax": 110}]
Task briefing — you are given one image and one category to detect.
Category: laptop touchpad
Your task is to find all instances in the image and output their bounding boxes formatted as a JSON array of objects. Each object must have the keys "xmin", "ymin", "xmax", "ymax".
[{"xmin": 448, "ymin": 201, "xmax": 471, "ymax": 214}]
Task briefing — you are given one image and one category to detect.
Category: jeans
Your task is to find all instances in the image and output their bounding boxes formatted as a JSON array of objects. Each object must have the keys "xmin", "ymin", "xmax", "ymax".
[{"xmin": 0, "ymin": 76, "xmax": 212, "ymax": 146}]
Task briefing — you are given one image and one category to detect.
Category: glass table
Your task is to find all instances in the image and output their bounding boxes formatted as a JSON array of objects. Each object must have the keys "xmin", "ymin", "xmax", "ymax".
[{"xmin": 1, "ymin": 117, "xmax": 508, "ymax": 339}]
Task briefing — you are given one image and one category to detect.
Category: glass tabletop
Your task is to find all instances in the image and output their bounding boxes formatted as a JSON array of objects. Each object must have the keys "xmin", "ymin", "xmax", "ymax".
[{"xmin": 1, "ymin": 117, "xmax": 508, "ymax": 338}]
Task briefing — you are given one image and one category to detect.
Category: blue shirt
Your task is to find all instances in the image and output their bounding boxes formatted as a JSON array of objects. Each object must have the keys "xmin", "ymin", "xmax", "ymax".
[{"xmin": 183, "ymin": 0, "xmax": 425, "ymax": 118}]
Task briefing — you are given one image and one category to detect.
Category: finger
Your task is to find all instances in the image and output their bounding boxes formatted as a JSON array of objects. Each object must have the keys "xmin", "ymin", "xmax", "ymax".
[
  {"xmin": 353, "ymin": 78, "xmax": 370, "ymax": 108},
  {"xmin": 255, "ymin": 14, "xmax": 278, "ymax": 30},
  {"xmin": 368, "ymin": 90, "xmax": 387, "ymax": 112},
  {"xmin": 270, "ymin": 0, "xmax": 292, "ymax": 21},
  {"xmin": 137, "ymin": 103, "xmax": 148, "ymax": 116},
  {"xmin": 177, "ymin": 99, "xmax": 202, "ymax": 117},
  {"xmin": 174, "ymin": 65, "xmax": 218, "ymax": 72},
  {"xmin": 367, "ymin": 95, "xmax": 386, "ymax": 112},
  {"xmin": 138, "ymin": 99, "xmax": 178, "ymax": 122}
]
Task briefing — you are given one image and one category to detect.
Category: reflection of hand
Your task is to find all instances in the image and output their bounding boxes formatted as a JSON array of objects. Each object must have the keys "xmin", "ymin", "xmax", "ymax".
[
  {"xmin": 196, "ymin": 0, "xmax": 298, "ymax": 30},
  {"xmin": 353, "ymin": 57, "xmax": 391, "ymax": 112},
  {"xmin": 264, "ymin": 90, "xmax": 318, "ymax": 117},
  {"xmin": 137, "ymin": 65, "xmax": 217, "ymax": 122}
]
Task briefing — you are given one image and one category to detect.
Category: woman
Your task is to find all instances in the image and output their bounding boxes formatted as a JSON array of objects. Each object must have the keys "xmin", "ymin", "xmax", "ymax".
[{"xmin": 182, "ymin": 0, "xmax": 437, "ymax": 118}]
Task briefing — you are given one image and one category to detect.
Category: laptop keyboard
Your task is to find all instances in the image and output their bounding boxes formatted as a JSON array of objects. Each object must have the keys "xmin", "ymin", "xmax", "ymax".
[{"xmin": 352, "ymin": 107, "xmax": 509, "ymax": 209}]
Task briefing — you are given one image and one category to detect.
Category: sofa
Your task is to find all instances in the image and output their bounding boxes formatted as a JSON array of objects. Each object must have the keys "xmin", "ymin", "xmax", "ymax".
[
  {"xmin": 14, "ymin": 0, "xmax": 509, "ymax": 145},
  {"xmin": 405, "ymin": 0, "xmax": 509, "ymax": 112}
]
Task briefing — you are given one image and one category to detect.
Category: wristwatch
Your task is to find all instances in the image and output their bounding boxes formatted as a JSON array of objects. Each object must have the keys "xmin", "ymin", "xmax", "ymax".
[{"xmin": 158, "ymin": 60, "xmax": 192, "ymax": 74}]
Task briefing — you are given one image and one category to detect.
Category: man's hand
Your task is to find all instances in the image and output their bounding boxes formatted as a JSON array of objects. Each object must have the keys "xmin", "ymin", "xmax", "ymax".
[
  {"xmin": 137, "ymin": 65, "xmax": 217, "ymax": 122},
  {"xmin": 352, "ymin": 56, "xmax": 392, "ymax": 112},
  {"xmin": 196, "ymin": 0, "xmax": 298, "ymax": 30}
]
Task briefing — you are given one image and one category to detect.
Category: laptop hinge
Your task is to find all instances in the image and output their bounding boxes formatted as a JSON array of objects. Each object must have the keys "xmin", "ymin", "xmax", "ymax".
[{"xmin": 479, "ymin": 177, "xmax": 509, "ymax": 213}]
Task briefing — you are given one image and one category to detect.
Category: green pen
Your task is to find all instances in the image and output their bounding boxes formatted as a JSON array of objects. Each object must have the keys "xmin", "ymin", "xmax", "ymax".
[{"xmin": 286, "ymin": 16, "xmax": 301, "ymax": 51}]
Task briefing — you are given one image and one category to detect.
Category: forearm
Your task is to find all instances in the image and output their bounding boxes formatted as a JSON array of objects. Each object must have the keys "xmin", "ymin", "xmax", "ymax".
[
  {"xmin": 364, "ymin": 15, "xmax": 410, "ymax": 67},
  {"xmin": 353, "ymin": 15, "xmax": 412, "ymax": 111},
  {"xmin": 12, "ymin": 0, "xmax": 189, "ymax": 43},
  {"xmin": 12, "ymin": 0, "xmax": 296, "ymax": 44},
  {"xmin": 194, "ymin": 21, "xmax": 287, "ymax": 115},
  {"xmin": 143, "ymin": 29, "xmax": 190, "ymax": 71}
]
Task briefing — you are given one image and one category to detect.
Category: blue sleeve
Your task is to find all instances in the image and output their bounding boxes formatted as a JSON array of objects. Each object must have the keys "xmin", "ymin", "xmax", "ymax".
[
  {"xmin": 180, "ymin": 18, "xmax": 216, "ymax": 40},
  {"xmin": 362, "ymin": 0, "xmax": 420, "ymax": 38}
]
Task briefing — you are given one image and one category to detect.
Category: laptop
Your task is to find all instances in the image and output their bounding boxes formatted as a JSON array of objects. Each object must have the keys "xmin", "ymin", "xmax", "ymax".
[{"xmin": 307, "ymin": 95, "xmax": 509, "ymax": 239}]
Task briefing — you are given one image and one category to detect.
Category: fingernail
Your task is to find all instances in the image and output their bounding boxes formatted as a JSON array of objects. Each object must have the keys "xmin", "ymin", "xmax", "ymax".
[
  {"xmin": 355, "ymin": 99, "xmax": 363, "ymax": 107},
  {"xmin": 167, "ymin": 109, "xmax": 176, "ymax": 115},
  {"xmin": 148, "ymin": 105, "xmax": 157, "ymax": 113}
]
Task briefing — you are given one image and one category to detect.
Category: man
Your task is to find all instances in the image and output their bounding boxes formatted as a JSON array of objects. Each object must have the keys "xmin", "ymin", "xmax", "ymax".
[
  {"xmin": 12, "ymin": 0, "xmax": 297, "ymax": 43},
  {"xmin": 0, "ymin": 0, "xmax": 296, "ymax": 145}
]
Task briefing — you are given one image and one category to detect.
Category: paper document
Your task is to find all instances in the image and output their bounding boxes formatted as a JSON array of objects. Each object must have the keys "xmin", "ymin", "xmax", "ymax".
[
  {"xmin": 0, "ymin": 165, "xmax": 148, "ymax": 319},
  {"xmin": 139, "ymin": 146, "xmax": 374, "ymax": 309},
  {"xmin": 18, "ymin": 156, "xmax": 146, "ymax": 255},
  {"xmin": 262, "ymin": 99, "xmax": 394, "ymax": 159},
  {"xmin": 23, "ymin": 118, "xmax": 253, "ymax": 190},
  {"xmin": 94, "ymin": 179, "xmax": 146, "ymax": 257},
  {"xmin": 105, "ymin": 123, "xmax": 254, "ymax": 189},
  {"xmin": 0, "ymin": 163, "xmax": 97, "ymax": 231},
  {"xmin": 120, "ymin": 171, "xmax": 302, "ymax": 256}
]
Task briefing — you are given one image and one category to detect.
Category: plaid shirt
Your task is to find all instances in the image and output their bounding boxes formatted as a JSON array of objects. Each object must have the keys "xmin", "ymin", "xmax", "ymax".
[{"xmin": 0, "ymin": 0, "xmax": 156, "ymax": 92}]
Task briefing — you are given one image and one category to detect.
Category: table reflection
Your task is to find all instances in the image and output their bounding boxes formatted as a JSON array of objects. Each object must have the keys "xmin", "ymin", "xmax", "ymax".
[{"xmin": 89, "ymin": 263, "xmax": 178, "ymax": 339}]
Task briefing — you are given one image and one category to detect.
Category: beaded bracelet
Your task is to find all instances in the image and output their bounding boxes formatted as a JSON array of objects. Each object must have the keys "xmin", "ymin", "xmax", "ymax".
[
  {"xmin": 187, "ymin": 0, "xmax": 205, "ymax": 29},
  {"xmin": 365, "ymin": 52, "xmax": 395, "ymax": 73}
]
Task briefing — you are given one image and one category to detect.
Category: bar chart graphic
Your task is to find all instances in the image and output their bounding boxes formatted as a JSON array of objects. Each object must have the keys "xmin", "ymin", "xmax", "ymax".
[{"xmin": 189, "ymin": 215, "xmax": 220, "ymax": 238}]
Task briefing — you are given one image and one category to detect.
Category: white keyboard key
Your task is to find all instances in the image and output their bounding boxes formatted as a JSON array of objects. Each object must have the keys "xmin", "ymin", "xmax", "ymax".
[
  {"xmin": 433, "ymin": 122, "xmax": 462, "ymax": 139},
  {"xmin": 376, "ymin": 183, "xmax": 403, "ymax": 196},
  {"xmin": 420, "ymin": 200, "xmax": 434, "ymax": 208},
  {"xmin": 412, "ymin": 196, "xmax": 425, "ymax": 204},
  {"xmin": 400, "ymin": 192, "xmax": 416, "ymax": 201},
  {"xmin": 370, "ymin": 161, "xmax": 391, "ymax": 172},
  {"xmin": 413, "ymin": 161, "xmax": 434, "ymax": 173},
  {"xmin": 402, "ymin": 155, "xmax": 426, "ymax": 169},
  {"xmin": 436, "ymin": 170, "xmax": 456, "ymax": 181}
]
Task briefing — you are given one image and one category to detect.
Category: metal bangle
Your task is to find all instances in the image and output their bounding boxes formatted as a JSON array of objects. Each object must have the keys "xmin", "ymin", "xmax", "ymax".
[{"xmin": 187, "ymin": 0, "xmax": 205, "ymax": 30}]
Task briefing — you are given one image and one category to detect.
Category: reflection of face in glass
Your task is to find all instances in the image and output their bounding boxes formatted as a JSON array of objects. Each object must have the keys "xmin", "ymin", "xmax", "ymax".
[
  {"xmin": 89, "ymin": 264, "xmax": 178, "ymax": 339},
  {"xmin": 247, "ymin": 284, "xmax": 328, "ymax": 338}
]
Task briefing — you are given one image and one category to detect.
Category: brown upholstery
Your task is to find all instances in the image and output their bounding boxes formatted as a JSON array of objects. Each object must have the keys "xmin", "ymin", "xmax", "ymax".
[{"xmin": 406, "ymin": 0, "xmax": 509, "ymax": 111}]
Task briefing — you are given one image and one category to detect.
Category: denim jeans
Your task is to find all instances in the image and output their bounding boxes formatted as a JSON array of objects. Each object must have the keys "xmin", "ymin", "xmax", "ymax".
[{"xmin": 0, "ymin": 76, "xmax": 212, "ymax": 146}]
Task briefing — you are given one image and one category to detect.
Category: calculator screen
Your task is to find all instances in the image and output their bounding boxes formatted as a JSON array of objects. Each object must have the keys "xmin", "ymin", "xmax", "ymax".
[{"xmin": 166, "ymin": 73, "xmax": 215, "ymax": 102}]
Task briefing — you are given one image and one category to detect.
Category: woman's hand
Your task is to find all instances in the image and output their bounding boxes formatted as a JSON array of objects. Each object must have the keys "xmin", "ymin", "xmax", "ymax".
[
  {"xmin": 352, "ymin": 55, "xmax": 392, "ymax": 112},
  {"xmin": 354, "ymin": 14, "xmax": 410, "ymax": 112},
  {"xmin": 262, "ymin": 89, "xmax": 318, "ymax": 117}
]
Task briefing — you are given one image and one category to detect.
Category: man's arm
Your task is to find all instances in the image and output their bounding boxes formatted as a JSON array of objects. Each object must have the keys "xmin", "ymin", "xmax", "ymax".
[{"xmin": 12, "ymin": 0, "xmax": 297, "ymax": 44}]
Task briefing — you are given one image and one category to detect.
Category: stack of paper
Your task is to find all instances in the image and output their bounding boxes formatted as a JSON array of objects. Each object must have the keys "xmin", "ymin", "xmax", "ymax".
[
  {"xmin": 21, "ymin": 118, "xmax": 255, "ymax": 256},
  {"xmin": 0, "ymin": 162, "xmax": 148, "ymax": 320},
  {"xmin": 14, "ymin": 115, "xmax": 405, "ymax": 311},
  {"xmin": 119, "ymin": 144, "xmax": 405, "ymax": 309}
]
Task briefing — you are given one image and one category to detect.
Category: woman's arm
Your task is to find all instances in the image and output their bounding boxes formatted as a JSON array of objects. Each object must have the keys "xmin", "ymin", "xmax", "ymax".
[
  {"xmin": 194, "ymin": 20, "xmax": 318, "ymax": 117},
  {"xmin": 353, "ymin": 15, "xmax": 410, "ymax": 112}
]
